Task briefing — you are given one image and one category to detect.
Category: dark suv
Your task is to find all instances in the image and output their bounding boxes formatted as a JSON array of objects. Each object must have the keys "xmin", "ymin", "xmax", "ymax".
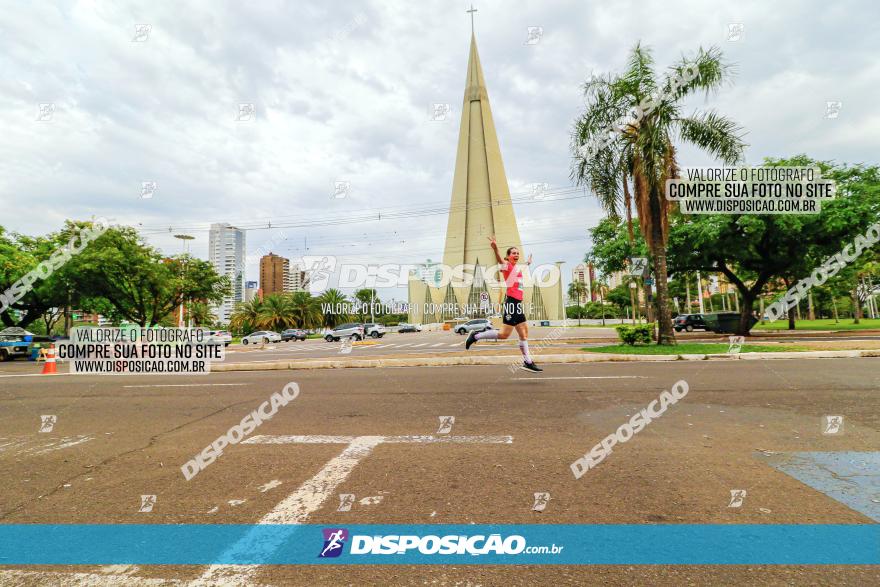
[
  {"xmin": 673, "ymin": 313, "xmax": 707, "ymax": 332},
  {"xmin": 281, "ymin": 329, "xmax": 307, "ymax": 342}
]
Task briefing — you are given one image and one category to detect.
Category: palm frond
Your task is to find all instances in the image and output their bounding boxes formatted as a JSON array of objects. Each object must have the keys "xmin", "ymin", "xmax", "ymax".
[
  {"xmin": 665, "ymin": 46, "xmax": 732, "ymax": 100},
  {"xmin": 678, "ymin": 110, "xmax": 747, "ymax": 164}
]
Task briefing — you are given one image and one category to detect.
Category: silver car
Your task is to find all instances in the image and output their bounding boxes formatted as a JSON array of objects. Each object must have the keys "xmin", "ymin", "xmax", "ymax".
[
  {"xmin": 241, "ymin": 331, "xmax": 281, "ymax": 345},
  {"xmin": 454, "ymin": 318, "xmax": 493, "ymax": 335},
  {"xmin": 324, "ymin": 323, "xmax": 365, "ymax": 342}
]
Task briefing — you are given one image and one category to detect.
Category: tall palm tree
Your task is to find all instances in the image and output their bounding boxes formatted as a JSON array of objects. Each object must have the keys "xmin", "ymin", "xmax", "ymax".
[
  {"xmin": 187, "ymin": 301, "xmax": 216, "ymax": 327},
  {"xmin": 257, "ymin": 294, "xmax": 295, "ymax": 331},
  {"xmin": 572, "ymin": 44, "xmax": 746, "ymax": 344},
  {"xmin": 229, "ymin": 298, "xmax": 263, "ymax": 334},
  {"xmin": 318, "ymin": 288, "xmax": 350, "ymax": 328},
  {"xmin": 289, "ymin": 291, "xmax": 322, "ymax": 329},
  {"xmin": 567, "ymin": 281, "xmax": 588, "ymax": 305}
]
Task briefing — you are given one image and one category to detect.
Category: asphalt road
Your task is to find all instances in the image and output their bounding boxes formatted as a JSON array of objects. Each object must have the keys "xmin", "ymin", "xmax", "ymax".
[
  {"xmin": 1, "ymin": 357, "xmax": 878, "ymax": 585},
  {"xmin": 178, "ymin": 328, "xmax": 880, "ymax": 363}
]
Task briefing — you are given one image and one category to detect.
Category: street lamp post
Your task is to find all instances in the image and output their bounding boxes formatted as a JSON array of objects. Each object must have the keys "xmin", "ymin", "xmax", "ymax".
[{"xmin": 174, "ymin": 234, "xmax": 195, "ymax": 328}]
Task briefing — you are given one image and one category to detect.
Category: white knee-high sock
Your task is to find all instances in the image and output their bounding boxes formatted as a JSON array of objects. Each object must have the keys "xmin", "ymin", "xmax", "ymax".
[
  {"xmin": 475, "ymin": 330, "xmax": 499, "ymax": 341},
  {"xmin": 519, "ymin": 340, "xmax": 533, "ymax": 363}
]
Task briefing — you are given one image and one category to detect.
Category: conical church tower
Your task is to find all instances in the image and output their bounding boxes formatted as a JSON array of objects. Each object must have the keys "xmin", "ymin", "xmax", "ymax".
[
  {"xmin": 407, "ymin": 34, "xmax": 562, "ymax": 325},
  {"xmin": 442, "ymin": 34, "xmax": 522, "ymax": 270}
]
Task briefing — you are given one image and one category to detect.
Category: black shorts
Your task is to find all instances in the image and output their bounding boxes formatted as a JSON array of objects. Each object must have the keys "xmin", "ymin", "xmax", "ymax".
[{"xmin": 502, "ymin": 296, "xmax": 527, "ymax": 326}]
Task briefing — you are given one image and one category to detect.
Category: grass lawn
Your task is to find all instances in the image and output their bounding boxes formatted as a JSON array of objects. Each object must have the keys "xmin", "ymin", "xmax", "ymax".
[
  {"xmin": 583, "ymin": 343, "xmax": 808, "ymax": 355},
  {"xmin": 751, "ymin": 318, "xmax": 880, "ymax": 331}
]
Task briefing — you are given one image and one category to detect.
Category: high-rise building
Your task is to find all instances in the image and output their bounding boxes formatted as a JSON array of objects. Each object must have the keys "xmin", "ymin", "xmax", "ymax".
[
  {"xmin": 244, "ymin": 281, "xmax": 259, "ymax": 303},
  {"xmin": 260, "ymin": 253, "xmax": 288, "ymax": 296},
  {"xmin": 571, "ymin": 263, "xmax": 595, "ymax": 303},
  {"xmin": 287, "ymin": 263, "xmax": 309, "ymax": 292},
  {"xmin": 209, "ymin": 223, "xmax": 246, "ymax": 323}
]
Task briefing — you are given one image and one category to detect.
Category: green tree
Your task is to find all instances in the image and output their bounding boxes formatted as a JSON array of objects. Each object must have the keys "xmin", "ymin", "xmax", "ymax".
[
  {"xmin": 257, "ymin": 294, "xmax": 295, "ymax": 331},
  {"xmin": 230, "ymin": 298, "xmax": 264, "ymax": 335},
  {"xmin": 0, "ymin": 221, "xmax": 97, "ymax": 328},
  {"xmin": 354, "ymin": 288, "xmax": 379, "ymax": 321},
  {"xmin": 317, "ymin": 288, "xmax": 351, "ymax": 328},
  {"xmin": 567, "ymin": 281, "xmax": 588, "ymax": 305},
  {"xmin": 664, "ymin": 158, "xmax": 879, "ymax": 333},
  {"xmin": 572, "ymin": 43, "xmax": 746, "ymax": 344},
  {"xmin": 188, "ymin": 301, "xmax": 216, "ymax": 327},
  {"xmin": 70, "ymin": 227, "xmax": 229, "ymax": 327},
  {"xmin": 289, "ymin": 291, "xmax": 322, "ymax": 328}
]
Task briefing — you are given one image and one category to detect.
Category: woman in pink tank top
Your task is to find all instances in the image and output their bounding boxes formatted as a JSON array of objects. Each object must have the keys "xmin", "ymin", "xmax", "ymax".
[{"xmin": 464, "ymin": 235, "xmax": 542, "ymax": 372}]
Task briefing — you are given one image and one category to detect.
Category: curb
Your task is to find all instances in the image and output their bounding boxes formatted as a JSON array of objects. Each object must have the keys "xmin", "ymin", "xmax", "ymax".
[{"xmin": 210, "ymin": 349, "xmax": 880, "ymax": 372}]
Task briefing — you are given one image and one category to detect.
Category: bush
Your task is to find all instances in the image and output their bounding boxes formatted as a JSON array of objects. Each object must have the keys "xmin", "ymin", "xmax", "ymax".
[{"xmin": 614, "ymin": 323, "xmax": 653, "ymax": 346}]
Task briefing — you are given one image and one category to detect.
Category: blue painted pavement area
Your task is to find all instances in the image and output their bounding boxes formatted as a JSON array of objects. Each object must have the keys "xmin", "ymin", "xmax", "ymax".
[{"xmin": 763, "ymin": 451, "xmax": 880, "ymax": 522}]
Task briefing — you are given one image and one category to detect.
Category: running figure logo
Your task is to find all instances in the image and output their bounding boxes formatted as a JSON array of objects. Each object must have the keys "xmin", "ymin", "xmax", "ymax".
[
  {"xmin": 728, "ymin": 336, "xmax": 745, "ymax": 354},
  {"xmin": 39, "ymin": 415, "xmax": 57, "ymax": 433},
  {"xmin": 532, "ymin": 492, "xmax": 550, "ymax": 512},
  {"xmin": 139, "ymin": 495, "xmax": 156, "ymax": 512},
  {"xmin": 823, "ymin": 415, "xmax": 844, "ymax": 435},
  {"xmin": 337, "ymin": 494, "xmax": 355, "ymax": 512},
  {"xmin": 437, "ymin": 416, "xmax": 455, "ymax": 434},
  {"xmin": 302, "ymin": 256, "xmax": 337, "ymax": 291},
  {"xmin": 319, "ymin": 528, "xmax": 349, "ymax": 558},
  {"xmin": 728, "ymin": 489, "xmax": 747, "ymax": 508}
]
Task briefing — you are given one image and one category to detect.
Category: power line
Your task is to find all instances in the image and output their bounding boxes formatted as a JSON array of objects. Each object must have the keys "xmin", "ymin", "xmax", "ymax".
[{"xmin": 134, "ymin": 187, "xmax": 588, "ymax": 236}]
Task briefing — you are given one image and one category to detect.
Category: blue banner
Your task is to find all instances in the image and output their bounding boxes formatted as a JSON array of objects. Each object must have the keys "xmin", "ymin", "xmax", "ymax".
[{"xmin": 0, "ymin": 524, "xmax": 877, "ymax": 565}]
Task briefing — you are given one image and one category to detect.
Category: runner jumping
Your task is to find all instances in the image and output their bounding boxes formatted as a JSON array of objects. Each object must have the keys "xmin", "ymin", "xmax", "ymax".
[{"xmin": 465, "ymin": 236, "xmax": 542, "ymax": 372}]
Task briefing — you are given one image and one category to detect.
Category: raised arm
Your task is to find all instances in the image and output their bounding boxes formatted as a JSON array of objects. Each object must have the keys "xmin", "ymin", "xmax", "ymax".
[{"xmin": 488, "ymin": 235, "xmax": 505, "ymax": 265}]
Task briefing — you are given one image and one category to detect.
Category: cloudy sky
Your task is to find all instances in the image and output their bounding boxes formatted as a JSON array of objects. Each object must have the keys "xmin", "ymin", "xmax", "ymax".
[{"xmin": 1, "ymin": 0, "xmax": 878, "ymax": 299}]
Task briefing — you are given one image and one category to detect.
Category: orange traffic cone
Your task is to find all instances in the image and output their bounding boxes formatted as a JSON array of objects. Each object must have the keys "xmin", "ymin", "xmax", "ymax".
[{"xmin": 41, "ymin": 344, "xmax": 57, "ymax": 374}]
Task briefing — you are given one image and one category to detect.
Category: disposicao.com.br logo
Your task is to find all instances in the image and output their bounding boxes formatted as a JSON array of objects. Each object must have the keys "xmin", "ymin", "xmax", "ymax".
[{"xmin": 319, "ymin": 528, "xmax": 563, "ymax": 557}]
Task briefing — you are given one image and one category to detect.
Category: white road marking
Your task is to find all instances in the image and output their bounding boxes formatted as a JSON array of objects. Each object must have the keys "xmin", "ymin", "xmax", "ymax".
[
  {"xmin": 359, "ymin": 495, "xmax": 384, "ymax": 505},
  {"xmin": 412, "ymin": 343, "xmax": 430, "ymax": 348},
  {"xmin": 0, "ymin": 570, "xmax": 183, "ymax": 586},
  {"xmin": 192, "ymin": 436, "xmax": 384, "ymax": 585},
  {"xmin": 243, "ymin": 434, "xmax": 514, "ymax": 445},
  {"xmin": 0, "ymin": 372, "xmax": 71, "ymax": 378},
  {"xmin": 0, "ymin": 435, "xmax": 94, "ymax": 456},
  {"xmin": 513, "ymin": 376, "xmax": 647, "ymax": 380},
  {"xmin": 122, "ymin": 383, "xmax": 247, "ymax": 388},
  {"xmin": 194, "ymin": 433, "xmax": 512, "ymax": 585},
  {"xmin": 431, "ymin": 343, "xmax": 446, "ymax": 347},
  {"xmin": 258, "ymin": 480, "xmax": 282, "ymax": 492}
]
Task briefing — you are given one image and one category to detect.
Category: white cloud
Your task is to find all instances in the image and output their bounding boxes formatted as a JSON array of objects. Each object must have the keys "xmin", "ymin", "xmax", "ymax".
[{"xmin": 1, "ymin": 0, "xmax": 877, "ymax": 299}]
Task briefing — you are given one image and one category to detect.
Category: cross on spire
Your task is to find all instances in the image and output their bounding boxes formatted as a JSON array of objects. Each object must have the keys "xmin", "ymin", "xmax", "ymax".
[{"xmin": 466, "ymin": 4, "xmax": 477, "ymax": 33}]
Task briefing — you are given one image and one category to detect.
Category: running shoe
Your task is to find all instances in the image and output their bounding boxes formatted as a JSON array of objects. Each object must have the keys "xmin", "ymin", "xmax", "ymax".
[
  {"xmin": 465, "ymin": 331, "xmax": 478, "ymax": 350},
  {"xmin": 520, "ymin": 361, "xmax": 543, "ymax": 372}
]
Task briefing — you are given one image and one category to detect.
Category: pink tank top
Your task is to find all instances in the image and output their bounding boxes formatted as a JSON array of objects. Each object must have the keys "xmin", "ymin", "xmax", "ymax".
[{"xmin": 502, "ymin": 262, "xmax": 524, "ymax": 301}]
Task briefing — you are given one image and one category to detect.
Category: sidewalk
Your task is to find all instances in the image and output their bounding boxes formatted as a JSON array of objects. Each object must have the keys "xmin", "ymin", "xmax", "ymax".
[{"xmin": 212, "ymin": 348, "xmax": 880, "ymax": 372}]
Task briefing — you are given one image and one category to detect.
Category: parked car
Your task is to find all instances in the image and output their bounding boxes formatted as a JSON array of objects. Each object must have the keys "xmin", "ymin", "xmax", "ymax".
[
  {"xmin": 281, "ymin": 329, "xmax": 307, "ymax": 342},
  {"xmin": 241, "ymin": 331, "xmax": 281, "ymax": 345},
  {"xmin": 397, "ymin": 323, "xmax": 422, "ymax": 333},
  {"xmin": 454, "ymin": 318, "xmax": 493, "ymax": 335},
  {"xmin": 324, "ymin": 323, "xmax": 365, "ymax": 342},
  {"xmin": 673, "ymin": 314, "xmax": 707, "ymax": 332},
  {"xmin": 0, "ymin": 341, "xmax": 30, "ymax": 361},
  {"xmin": 0, "ymin": 328, "xmax": 34, "ymax": 361},
  {"xmin": 361, "ymin": 323, "xmax": 386, "ymax": 338},
  {"xmin": 207, "ymin": 330, "xmax": 232, "ymax": 346}
]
